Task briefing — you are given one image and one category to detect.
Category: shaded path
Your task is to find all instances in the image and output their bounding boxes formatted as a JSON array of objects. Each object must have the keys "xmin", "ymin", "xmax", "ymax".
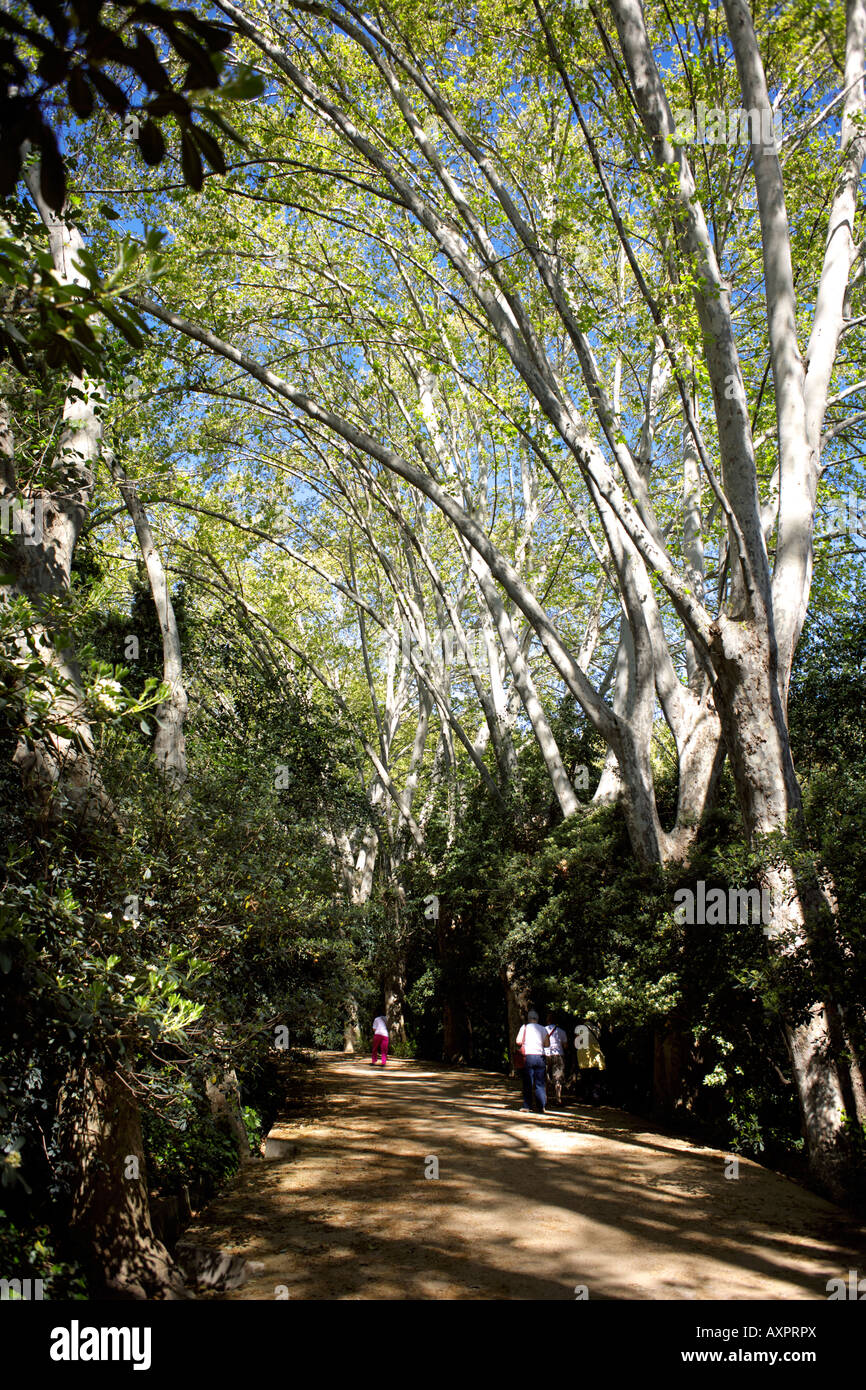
[{"xmin": 186, "ymin": 1054, "xmax": 866, "ymax": 1300}]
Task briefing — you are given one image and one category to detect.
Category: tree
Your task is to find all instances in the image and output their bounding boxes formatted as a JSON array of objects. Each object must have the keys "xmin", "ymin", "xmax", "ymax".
[
  {"xmin": 0, "ymin": 2, "xmax": 264, "ymax": 1294},
  {"xmin": 116, "ymin": 0, "xmax": 865, "ymax": 1191}
]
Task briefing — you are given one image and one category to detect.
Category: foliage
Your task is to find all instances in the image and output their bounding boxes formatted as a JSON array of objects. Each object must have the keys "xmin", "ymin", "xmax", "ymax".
[
  {"xmin": 0, "ymin": 0, "xmax": 243, "ymax": 209},
  {"xmin": 142, "ymin": 1094, "xmax": 240, "ymax": 1201},
  {"xmin": 399, "ymin": 679, "xmax": 866, "ymax": 1170},
  {"xmin": 0, "ymin": 574, "xmax": 364, "ymax": 1286},
  {"xmin": 2, "ymin": 0, "xmax": 866, "ymax": 1290},
  {"xmin": 0, "ymin": 1216, "xmax": 88, "ymax": 1298}
]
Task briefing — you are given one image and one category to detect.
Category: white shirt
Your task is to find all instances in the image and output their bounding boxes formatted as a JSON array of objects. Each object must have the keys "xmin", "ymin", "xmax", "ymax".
[
  {"xmin": 547, "ymin": 1025, "xmax": 567, "ymax": 1056},
  {"xmin": 372, "ymin": 1016, "xmax": 389, "ymax": 1036},
  {"xmin": 517, "ymin": 1022, "xmax": 549, "ymax": 1056}
]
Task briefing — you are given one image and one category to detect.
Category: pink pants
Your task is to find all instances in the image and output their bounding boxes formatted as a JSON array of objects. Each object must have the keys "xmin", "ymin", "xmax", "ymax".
[{"xmin": 372, "ymin": 1034, "xmax": 389, "ymax": 1065}]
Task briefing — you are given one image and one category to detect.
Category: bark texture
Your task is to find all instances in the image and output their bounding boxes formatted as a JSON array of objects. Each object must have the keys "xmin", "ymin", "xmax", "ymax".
[{"xmin": 59, "ymin": 1064, "xmax": 189, "ymax": 1299}]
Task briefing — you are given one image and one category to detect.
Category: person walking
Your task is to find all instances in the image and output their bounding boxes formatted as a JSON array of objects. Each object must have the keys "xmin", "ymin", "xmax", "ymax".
[
  {"xmin": 371, "ymin": 1012, "xmax": 389, "ymax": 1067},
  {"xmin": 516, "ymin": 1009, "xmax": 550, "ymax": 1114},
  {"xmin": 545, "ymin": 1012, "xmax": 568, "ymax": 1106},
  {"xmin": 574, "ymin": 1018, "xmax": 606, "ymax": 1102}
]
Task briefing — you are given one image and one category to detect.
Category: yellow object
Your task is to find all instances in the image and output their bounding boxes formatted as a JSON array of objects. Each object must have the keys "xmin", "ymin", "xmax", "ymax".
[{"xmin": 576, "ymin": 1027, "xmax": 606, "ymax": 1071}]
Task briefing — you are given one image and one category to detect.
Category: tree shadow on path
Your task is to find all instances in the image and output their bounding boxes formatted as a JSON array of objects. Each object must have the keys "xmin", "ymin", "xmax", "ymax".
[{"xmin": 187, "ymin": 1054, "xmax": 866, "ymax": 1301}]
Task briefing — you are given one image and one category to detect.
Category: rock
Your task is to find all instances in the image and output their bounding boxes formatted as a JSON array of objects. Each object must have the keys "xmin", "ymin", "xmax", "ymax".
[
  {"xmin": 262, "ymin": 1135, "xmax": 298, "ymax": 1160},
  {"xmin": 150, "ymin": 1187, "xmax": 193, "ymax": 1248},
  {"xmin": 175, "ymin": 1244, "xmax": 265, "ymax": 1291}
]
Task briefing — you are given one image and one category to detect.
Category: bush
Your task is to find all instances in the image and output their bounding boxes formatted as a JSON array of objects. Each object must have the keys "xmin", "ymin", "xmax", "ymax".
[
  {"xmin": 0, "ymin": 1216, "xmax": 88, "ymax": 1299},
  {"xmin": 142, "ymin": 1097, "xmax": 240, "ymax": 1203}
]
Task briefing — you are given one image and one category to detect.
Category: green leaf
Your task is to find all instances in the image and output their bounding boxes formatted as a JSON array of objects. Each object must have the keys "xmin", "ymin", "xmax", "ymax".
[
  {"xmin": 180, "ymin": 128, "xmax": 204, "ymax": 190},
  {"xmin": 137, "ymin": 119, "xmax": 166, "ymax": 167},
  {"xmin": 217, "ymin": 65, "xmax": 265, "ymax": 102},
  {"xmin": 190, "ymin": 124, "xmax": 226, "ymax": 175}
]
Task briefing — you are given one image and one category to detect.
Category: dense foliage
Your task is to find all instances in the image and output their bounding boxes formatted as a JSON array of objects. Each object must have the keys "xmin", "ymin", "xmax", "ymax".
[{"xmin": 2, "ymin": 0, "xmax": 865, "ymax": 1295}]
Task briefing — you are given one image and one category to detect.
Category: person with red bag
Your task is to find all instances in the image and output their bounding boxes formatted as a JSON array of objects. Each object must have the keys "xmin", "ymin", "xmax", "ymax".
[{"xmin": 515, "ymin": 1009, "xmax": 550, "ymax": 1114}]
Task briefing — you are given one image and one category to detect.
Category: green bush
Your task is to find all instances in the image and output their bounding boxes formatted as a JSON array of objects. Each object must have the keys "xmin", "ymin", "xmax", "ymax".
[
  {"xmin": 142, "ymin": 1097, "xmax": 240, "ymax": 1201},
  {"xmin": 0, "ymin": 1217, "xmax": 88, "ymax": 1299}
]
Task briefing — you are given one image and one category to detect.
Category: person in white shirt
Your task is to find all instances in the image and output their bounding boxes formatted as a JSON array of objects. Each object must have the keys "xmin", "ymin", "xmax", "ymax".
[
  {"xmin": 545, "ymin": 1012, "xmax": 568, "ymax": 1105},
  {"xmin": 515, "ymin": 1009, "xmax": 550, "ymax": 1113},
  {"xmin": 371, "ymin": 1014, "xmax": 389, "ymax": 1067}
]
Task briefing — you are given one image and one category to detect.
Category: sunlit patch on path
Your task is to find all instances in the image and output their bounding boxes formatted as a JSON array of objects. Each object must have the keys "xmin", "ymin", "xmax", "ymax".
[{"xmin": 184, "ymin": 1054, "xmax": 866, "ymax": 1301}]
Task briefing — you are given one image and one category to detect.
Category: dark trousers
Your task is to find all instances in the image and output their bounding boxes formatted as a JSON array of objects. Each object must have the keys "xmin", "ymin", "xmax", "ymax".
[{"xmin": 522, "ymin": 1057, "xmax": 547, "ymax": 1112}]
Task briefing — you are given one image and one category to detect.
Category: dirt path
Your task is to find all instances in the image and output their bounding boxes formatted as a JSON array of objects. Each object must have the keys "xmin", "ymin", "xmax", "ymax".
[{"xmin": 185, "ymin": 1053, "xmax": 866, "ymax": 1300}]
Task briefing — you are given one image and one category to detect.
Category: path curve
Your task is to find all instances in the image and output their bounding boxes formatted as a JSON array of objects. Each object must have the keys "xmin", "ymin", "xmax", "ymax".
[{"xmin": 185, "ymin": 1053, "xmax": 866, "ymax": 1300}]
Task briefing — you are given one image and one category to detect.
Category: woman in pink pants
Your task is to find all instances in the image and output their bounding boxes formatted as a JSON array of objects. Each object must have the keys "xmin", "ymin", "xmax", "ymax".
[{"xmin": 371, "ymin": 1014, "xmax": 389, "ymax": 1065}]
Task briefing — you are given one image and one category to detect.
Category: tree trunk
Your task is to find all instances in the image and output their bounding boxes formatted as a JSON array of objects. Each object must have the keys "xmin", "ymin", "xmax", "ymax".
[
  {"xmin": 3, "ymin": 178, "xmax": 108, "ymax": 823},
  {"xmin": 501, "ymin": 962, "xmax": 531, "ymax": 1074},
  {"xmin": 343, "ymin": 997, "xmax": 362, "ymax": 1053},
  {"xmin": 384, "ymin": 971, "xmax": 407, "ymax": 1045},
  {"xmin": 437, "ymin": 905, "xmax": 473, "ymax": 1063},
  {"xmin": 58, "ymin": 1063, "xmax": 189, "ymax": 1298},
  {"xmin": 652, "ymin": 1017, "xmax": 693, "ymax": 1121},
  {"xmin": 471, "ymin": 552, "xmax": 579, "ymax": 816},
  {"xmin": 206, "ymin": 1068, "xmax": 252, "ymax": 1168},
  {"xmin": 442, "ymin": 998, "xmax": 473, "ymax": 1064},
  {"xmin": 112, "ymin": 460, "xmax": 188, "ymax": 786},
  {"xmin": 712, "ymin": 618, "xmax": 866, "ymax": 1194}
]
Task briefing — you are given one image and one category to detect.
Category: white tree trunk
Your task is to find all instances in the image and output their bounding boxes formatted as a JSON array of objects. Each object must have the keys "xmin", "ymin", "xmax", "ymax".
[{"xmin": 112, "ymin": 460, "xmax": 188, "ymax": 786}]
